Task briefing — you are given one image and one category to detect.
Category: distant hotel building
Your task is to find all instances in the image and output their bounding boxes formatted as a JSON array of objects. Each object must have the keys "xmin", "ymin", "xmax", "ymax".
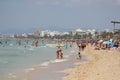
[
  {"xmin": 70, "ymin": 28, "xmax": 96, "ymax": 37},
  {"xmin": 33, "ymin": 29, "xmax": 60, "ymax": 37}
]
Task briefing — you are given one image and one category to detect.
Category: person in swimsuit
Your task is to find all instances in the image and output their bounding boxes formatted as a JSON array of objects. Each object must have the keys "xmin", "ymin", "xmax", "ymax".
[{"xmin": 56, "ymin": 44, "xmax": 63, "ymax": 59}]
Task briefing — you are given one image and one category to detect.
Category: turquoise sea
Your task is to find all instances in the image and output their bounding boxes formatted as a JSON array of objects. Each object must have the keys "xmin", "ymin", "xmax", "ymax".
[{"xmin": 0, "ymin": 38, "xmax": 75, "ymax": 80}]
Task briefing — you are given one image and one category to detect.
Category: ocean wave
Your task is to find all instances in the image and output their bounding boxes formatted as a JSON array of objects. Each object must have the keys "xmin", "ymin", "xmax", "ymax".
[
  {"xmin": 50, "ymin": 59, "xmax": 67, "ymax": 63},
  {"xmin": 40, "ymin": 62, "xmax": 50, "ymax": 67},
  {"xmin": 71, "ymin": 50, "xmax": 75, "ymax": 53},
  {"xmin": 40, "ymin": 59, "xmax": 68, "ymax": 67},
  {"xmin": 25, "ymin": 68, "xmax": 35, "ymax": 73},
  {"xmin": 8, "ymin": 73, "xmax": 17, "ymax": 78},
  {"xmin": 63, "ymin": 55, "xmax": 69, "ymax": 58}
]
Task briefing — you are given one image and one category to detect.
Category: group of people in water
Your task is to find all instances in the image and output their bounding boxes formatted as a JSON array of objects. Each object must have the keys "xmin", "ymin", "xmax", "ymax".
[
  {"xmin": 1, "ymin": 38, "xmax": 120, "ymax": 60},
  {"xmin": 55, "ymin": 40, "xmax": 87, "ymax": 60}
]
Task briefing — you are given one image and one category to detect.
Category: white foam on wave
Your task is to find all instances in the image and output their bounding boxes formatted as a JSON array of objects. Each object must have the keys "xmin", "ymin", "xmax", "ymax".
[
  {"xmin": 9, "ymin": 44, "xmax": 13, "ymax": 46},
  {"xmin": 71, "ymin": 50, "xmax": 75, "ymax": 53},
  {"xmin": 40, "ymin": 46, "xmax": 46, "ymax": 47},
  {"xmin": 50, "ymin": 59, "xmax": 67, "ymax": 63},
  {"xmin": 63, "ymin": 55, "xmax": 69, "ymax": 58},
  {"xmin": 28, "ymin": 48, "xmax": 34, "ymax": 51},
  {"xmin": 25, "ymin": 45, "xmax": 35, "ymax": 50},
  {"xmin": 40, "ymin": 59, "xmax": 68, "ymax": 67},
  {"xmin": 8, "ymin": 73, "xmax": 17, "ymax": 78},
  {"xmin": 40, "ymin": 62, "xmax": 50, "ymax": 67},
  {"xmin": 25, "ymin": 68, "xmax": 35, "ymax": 73}
]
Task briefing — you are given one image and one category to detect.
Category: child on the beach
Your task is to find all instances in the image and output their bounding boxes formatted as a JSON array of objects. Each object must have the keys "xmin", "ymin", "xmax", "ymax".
[{"xmin": 78, "ymin": 50, "xmax": 81, "ymax": 59}]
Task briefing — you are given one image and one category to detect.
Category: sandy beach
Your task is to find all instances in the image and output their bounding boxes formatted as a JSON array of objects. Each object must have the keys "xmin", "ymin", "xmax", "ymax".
[
  {"xmin": 62, "ymin": 44, "xmax": 120, "ymax": 80},
  {"xmin": 7, "ymin": 44, "xmax": 120, "ymax": 80}
]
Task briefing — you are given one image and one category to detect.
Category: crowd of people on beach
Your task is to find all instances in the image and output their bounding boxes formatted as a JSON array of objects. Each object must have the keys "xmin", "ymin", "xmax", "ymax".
[
  {"xmin": 1, "ymin": 38, "xmax": 120, "ymax": 60},
  {"xmin": 93, "ymin": 39, "xmax": 120, "ymax": 51},
  {"xmin": 75, "ymin": 39, "xmax": 120, "ymax": 59}
]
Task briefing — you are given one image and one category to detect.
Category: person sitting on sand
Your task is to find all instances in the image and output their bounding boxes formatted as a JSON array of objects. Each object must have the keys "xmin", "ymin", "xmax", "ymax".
[
  {"xmin": 107, "ymin": 44, "xmax": 111, "ymax": 50},
  {"xmin": 94, "ymin": 44, "xmax": 100, "ymax": 50},
  {"xmin": 101, "ymin": 44, "xmax": 106, "ymax": 50}
]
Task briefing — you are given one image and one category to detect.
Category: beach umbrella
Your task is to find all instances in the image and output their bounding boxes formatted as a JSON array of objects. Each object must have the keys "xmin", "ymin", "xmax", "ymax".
[
  {"xmin": 103, "ymin": 41, "xmax": 114, "ymax": 48},
  {"xmin": 103, "ymin": 41, "xmax": 110, "ymax": 45},
  {"xmin": 109, "ymin": 42, "xmax": 114, "ymax": 48}
]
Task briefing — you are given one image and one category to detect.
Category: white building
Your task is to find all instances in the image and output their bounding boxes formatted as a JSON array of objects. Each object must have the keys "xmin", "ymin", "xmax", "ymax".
[
  {"xmin": 104, "ymin": 29, "xmax": 109, "ymax": 32},
  {"xmin": 40, "ymin": 31, "xmax": 45, "ymax": 37},
  {"xmin": 22, "ymin": 33, "xmax": 27, "ymax": 37},
  {"xmin": 61, "ymin": 32, "xmax": 69, "ymax": 35},
  {"xmin": 71, "ymin": 28, "xmax": 96, "ymax": 37},
  {"xmin": 34, "ymin": 29, "xmax": 43, "ymax": 36},
  {"xmin": 48, "ymin": 30, "xmax": 60, "ymax": 36},
  {"xmin": 86, "ymin": 29, "xmax": 96, "ymax": 38},
  {"xmin": 36, "ymin": 30, "xmax": 61, "ymax": 37},
  {"xmin": 75, "ymin": 29, "xmax": 86, "ymax": 35}
]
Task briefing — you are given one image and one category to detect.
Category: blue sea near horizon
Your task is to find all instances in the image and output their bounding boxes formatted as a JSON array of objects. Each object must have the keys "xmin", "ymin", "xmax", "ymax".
[{"xmin": 0, "ymin": 38, "xmax": 75, "ymax": 80}]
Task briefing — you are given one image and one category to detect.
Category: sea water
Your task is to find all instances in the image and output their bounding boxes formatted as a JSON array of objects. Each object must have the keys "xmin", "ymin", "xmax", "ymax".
[{"xmin": 0, "ymin": 38, "xmax": 74, "ymax": 80}]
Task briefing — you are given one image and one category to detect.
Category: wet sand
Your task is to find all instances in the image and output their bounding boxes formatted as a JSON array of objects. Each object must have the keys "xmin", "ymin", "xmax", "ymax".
[
  {"xmin": 27, "ymin": 55, "xmax": 87, "ymax": 80},
  {"xmin": 10, "ymin": 48, "xmax": 88, "ymax": 80},
  {"xmin": 10, "ymin": 44, "xmax": 120, "ymax": 80},
  {"xmin": 62, "ymin": 45, "xmax": 120, "ymax": 80}
]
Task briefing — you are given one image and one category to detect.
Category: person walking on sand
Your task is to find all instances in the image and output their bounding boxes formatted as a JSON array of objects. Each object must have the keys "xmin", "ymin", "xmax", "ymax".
[
  {"xmin": 77, "ymin": 50, "xmax": 81, "ymax": 59},
  {"xmin": 81, "ymin": 42, "xmax": 86, "ymax": 51},
  {"xmin": 77, "ymin": 42, "xmax": 82, "ymax": 59}
]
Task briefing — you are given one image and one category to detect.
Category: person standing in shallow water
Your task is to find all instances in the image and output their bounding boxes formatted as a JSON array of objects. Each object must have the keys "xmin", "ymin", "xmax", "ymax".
[
  {"xmin": 35, "ymin": 40, "xmax": 39, "ymax": 47},
  {"xmin": 56, "ymin": 49, "xmax": 60, "ymax": 59},
  {"xmin": 59, "ymin": 49, "xmax": 63, "ymax": 59},
  {"xmin": 56, "ymin": 44, "xmax": 63, "ymax": 59}
]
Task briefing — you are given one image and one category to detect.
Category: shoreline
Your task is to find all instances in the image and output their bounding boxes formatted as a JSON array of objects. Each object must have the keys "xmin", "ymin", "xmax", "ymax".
[
  {"xmin": 7, "ymin": 44, "xmax": 120, "ymax": 80},
  {"xmin": 62, "ymin": 45, "xmax": 120, "ymax": 80},
  {"xmin": 8, "ymin": 45, "xmax": 88, "ymax": 80}
]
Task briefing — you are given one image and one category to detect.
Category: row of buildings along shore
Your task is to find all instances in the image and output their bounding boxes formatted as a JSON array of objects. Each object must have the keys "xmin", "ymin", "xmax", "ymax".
[{"xmin": 0, "ymin": 28, "xmax": 110, "ymax": 38}]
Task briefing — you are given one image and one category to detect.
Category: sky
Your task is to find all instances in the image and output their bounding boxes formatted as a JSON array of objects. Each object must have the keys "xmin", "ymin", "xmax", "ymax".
[{"xmin": 0, "ymin": 0, "xmax": 120, "ymax": 34}]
